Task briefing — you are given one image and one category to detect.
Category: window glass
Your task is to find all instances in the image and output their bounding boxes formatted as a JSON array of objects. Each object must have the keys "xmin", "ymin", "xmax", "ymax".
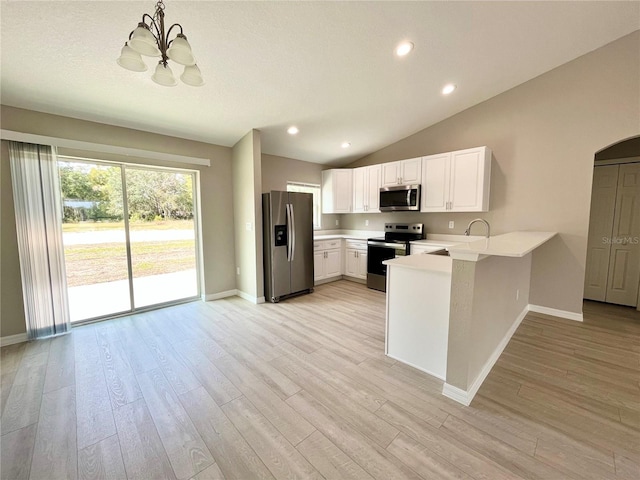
[{"xmin": 286, "ymin": 182, "xmax": 321, "ymax": 229}]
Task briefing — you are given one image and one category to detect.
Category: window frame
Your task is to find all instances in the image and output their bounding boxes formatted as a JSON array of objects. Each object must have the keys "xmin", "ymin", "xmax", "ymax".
[{"xmin": 286, "ymin": 181, "xmax": 322, "ymax": 230}]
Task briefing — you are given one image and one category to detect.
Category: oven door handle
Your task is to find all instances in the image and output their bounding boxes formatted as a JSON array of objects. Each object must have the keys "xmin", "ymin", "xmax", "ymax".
[{"xmin": 367, "ymin": 241, "xmax": 407, "ymax": 250}]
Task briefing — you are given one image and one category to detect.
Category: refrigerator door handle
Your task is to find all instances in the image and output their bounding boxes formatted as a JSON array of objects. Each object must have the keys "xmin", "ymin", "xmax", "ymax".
[
  {"xmin": 290, "ymin": 203, "xmax": 296, "ymax": 262},
  {"xmin": 285, "ymin": 203, "xmax": 292, "ymax": 262}
]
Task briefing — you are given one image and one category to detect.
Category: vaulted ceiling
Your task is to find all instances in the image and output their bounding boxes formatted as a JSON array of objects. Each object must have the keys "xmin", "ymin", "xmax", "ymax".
[{"xmin": 2, "ymin": 1, "xmax": 638, "ymax": 164}]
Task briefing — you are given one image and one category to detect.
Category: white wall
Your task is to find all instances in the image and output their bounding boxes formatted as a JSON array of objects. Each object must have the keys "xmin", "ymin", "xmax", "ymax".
[{"xmin": 232, "ymin": 130, "xmax": 264, "ymax": 301}]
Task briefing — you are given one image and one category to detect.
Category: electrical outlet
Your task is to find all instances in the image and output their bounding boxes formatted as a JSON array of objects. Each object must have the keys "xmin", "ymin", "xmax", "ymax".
[
  {"xmin": 448, "ymin": 221, "xmax": 454, "ymax": 229},
  {"xmin": 516, "ymin": 289, "xmax": 520, "ymax": 300},
  {"xmin": 236, "ymin": 267, "xmax": 240, "ymax": 275},
  {"xmin": 365, "ymin": 220, "xmax": 369, "ymax": 226},
  {"xmin": 335, "ymin": 219, "xmax": 339, "ymax": 226}
]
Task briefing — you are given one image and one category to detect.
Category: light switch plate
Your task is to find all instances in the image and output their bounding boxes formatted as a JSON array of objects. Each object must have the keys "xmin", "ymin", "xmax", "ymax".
[{"xmin": 448, "ymin": 221, "xmax": 455, "ymax": 229}]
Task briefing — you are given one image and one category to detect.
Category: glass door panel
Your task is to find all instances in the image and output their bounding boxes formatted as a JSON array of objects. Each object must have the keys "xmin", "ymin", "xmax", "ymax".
[
  {"xmin": 125, "ymin": 167, "xmax": 199, "ymax": 308},
  {"xmin": 59, "ymin": 160, "xmax": 131, "ymax": 322}
]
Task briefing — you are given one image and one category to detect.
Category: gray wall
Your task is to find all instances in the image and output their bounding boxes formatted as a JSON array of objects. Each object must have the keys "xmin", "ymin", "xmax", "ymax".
[
  {"xmin": 232, "ymin": 130, "xmax": 264, "ymax": 300},
  {"xmin": 342, "ymin": 30, "xmax": 640, "ymax": 314},
  {"xmin": 261, "ymin": 153, "xmax": 340, "ymax": 230},
  {"xmin": 1, "ymin": 106, "xmax": 237, "ymax": 337}
]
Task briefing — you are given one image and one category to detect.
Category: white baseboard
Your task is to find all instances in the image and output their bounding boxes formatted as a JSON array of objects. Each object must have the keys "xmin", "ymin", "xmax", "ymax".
[
  {"xmin": 442, "ymin": 383, "xmax": 472, "ymax": 406},
  {"xmin": 1, "ymin": 333, "xmax": 28, "ymax": 347},
  {"xmin": 442, "ymin": 305, "xmax": 529, "ymax": 406},
  {"xmin": 386, "ymin": 354, "xmax": 446, "ymax": 381},
  {"xmin": 528, "ymin": 304, "xmax": 583, "ymax": 322},
  {"xmin": 202, "ymin": 289, "xmax": 238, "ymax": 301},
  {"xmin": 236, "ymin": 291, "xmax": 265, "ymax": 304}
]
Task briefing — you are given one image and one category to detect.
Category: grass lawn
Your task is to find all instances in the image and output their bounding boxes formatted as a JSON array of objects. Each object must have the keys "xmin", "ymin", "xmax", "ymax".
[
  {"xmin": 62, "ymin": 219, "xmax": 195, "ymax": 233},
  {"xmin": 64, "ymin": 240, "xmax": 196, "ymax": 287}
]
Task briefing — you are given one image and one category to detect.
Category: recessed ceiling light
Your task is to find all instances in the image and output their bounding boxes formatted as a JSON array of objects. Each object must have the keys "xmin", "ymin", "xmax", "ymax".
[
  {"xmin": 287, "ymin": 126, "xmax": 299, "ymax": 135},
  {"xmin": 395, "ymin": 41, "xmax": 414, "ymax": 57},
  {"xmin": 341, "ymin": 142, "xmax": 351, "ymax": 149},
  {"xmin": 442, "ymin": 84, "xmax": 457, "ymax": 95}
]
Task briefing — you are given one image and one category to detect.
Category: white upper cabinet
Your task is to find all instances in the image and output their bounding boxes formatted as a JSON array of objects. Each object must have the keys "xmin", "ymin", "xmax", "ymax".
[
  {"xmin": 322, "ymin": 169, "xmax": 353, "ymax": 214},
  {"xmin": 421, "ymin": 146, "xmax": 491, "ymax": 213},
  {"xmin": 353, "ymin": 164, "xmax": 382, "ymax": 213},
  {"xmin": 367, "ymin": 164, "xmax": 382, "ymax": 212},
  {"xmin": 421, "ymin": 153, "xmax": 451, "ymax": 211},
  {"xmin": 381, "ymin": 157, "xmax": 422, "ymax": 186}
]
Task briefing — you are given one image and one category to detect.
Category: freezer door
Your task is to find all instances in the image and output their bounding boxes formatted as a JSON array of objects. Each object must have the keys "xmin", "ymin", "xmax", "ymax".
[
  {"xmin": 264, "ymin": 192, "xmax": 291, "ymax": 299},
  {"xmin": 288, "ymin": 192, "xmax": 314, "ymax": 293}
]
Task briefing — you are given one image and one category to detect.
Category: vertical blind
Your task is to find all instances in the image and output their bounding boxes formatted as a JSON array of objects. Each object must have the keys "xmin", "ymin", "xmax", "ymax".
[{"xmin": 8, "ymin": 141, "xmax": 70, "ymax": 339}]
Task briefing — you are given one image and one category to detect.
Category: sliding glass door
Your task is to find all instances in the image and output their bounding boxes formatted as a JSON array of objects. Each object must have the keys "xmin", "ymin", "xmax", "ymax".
[
  {"xmin": 126, "ymin": 166, "xmax": 198, "ymax": 308},
  {"xmin": 58, "ymin": 158, "xmax": 200, "ymax": 322}
]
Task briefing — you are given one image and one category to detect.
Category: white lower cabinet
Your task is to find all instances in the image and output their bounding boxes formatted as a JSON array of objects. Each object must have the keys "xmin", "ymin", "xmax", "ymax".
[
  {"xmin": 344, "ymin": 240, "xmax": 367, "ymax": 280},
  {"xmin": 314, "ymin": 239, "xmax": 343, "ymax": 282}
]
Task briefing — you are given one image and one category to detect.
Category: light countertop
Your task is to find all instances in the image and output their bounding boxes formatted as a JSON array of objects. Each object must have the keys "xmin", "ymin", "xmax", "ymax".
[
  {"xmin": 448, "ymin": 231, "xmax": 556, "ymax": 260},
  {"xmin": 314, "ymin": 230, "xmax": 383, "ymax": 241},
  {"xmin": 384, "ymin": 253, "xmax": 453, "ymax": 274},
  {"xmin": 384, "ymin": 231, "xmax": 557, "ymax": 270}
]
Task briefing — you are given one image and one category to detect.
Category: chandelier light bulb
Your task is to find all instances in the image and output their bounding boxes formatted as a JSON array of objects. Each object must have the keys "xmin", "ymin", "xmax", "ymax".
[
  {"xmin": 152, "ymin": 62, "xmax": 177, "ymax": 86},
  {"xmin": 129, "ymin": 24, "xmax": 161, "ymax": 57},
  {"xmin": 117, "ymin": 43, "xmax": 148, "ymax": 72},
  {"xmin": 167, "ymin": 34, "xmax": 196, "ymax": 66},
  {"xmin": 181, "ymin": 64, "xmax": 204, "ymax": 86}
]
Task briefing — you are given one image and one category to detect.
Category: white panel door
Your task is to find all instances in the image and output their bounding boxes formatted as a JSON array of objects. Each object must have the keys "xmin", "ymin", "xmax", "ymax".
[
  {"xmin": 367, "ymin": 164, "xmax": 382, "ymax": 212},
  {"xmin": 421, "ymin": 153, "xmax": 450, "ymax": 212},
  {"xmin": 352, "ymin": 167, "xmax": 367, "ymax": 213},
  {"xmin": 357, "ymin": 251, "xmax": 368, "ymax": 279},
  {"xmin": 325, "ymin": 249, "xmax": 342, "ymax": 277},
  {"xmin": 381, "ymin": 161, "xmax": 401, "ymax": 186},
  {"xmin": 334, "ymin": 169, "xmax": 353, "ymax": 213},
  {"xmin": 345, "ymin": 249, "xmax": 358, "ymax": 277},
  {"xmin": 314, "ymin": 251, "xmax": 325, "ymax": 281},
  {"xmin": 605, "ymin": 163, "xmax": 640, "ymax": 306},
  {"xmin": 400, "ymin": 158, "xmax": 422, "ymax": 184},
  {"xmin": 584, "ymin": 165, "xmax": 618, "ymax": 301},
  {"xmin": 449, "ymin": 149, "xmax": 483, "ymax": 211}
]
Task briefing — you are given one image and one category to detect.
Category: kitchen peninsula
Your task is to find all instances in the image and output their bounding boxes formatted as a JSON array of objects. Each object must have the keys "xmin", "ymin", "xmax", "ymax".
[{"xmin": 384, "ymin": 231, "xmax": 556, "ymax": 406}]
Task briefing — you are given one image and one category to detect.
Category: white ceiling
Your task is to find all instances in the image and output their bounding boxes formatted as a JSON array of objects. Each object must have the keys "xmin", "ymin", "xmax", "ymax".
[{"xmin": 1, "ymin": 1, "xmax": 638, "ymax": 165}]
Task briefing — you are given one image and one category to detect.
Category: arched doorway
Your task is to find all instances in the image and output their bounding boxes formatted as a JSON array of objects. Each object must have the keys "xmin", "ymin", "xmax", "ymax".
[{"xmin": 584, "ymin": 136, "xmax": 640, "ymax": 310}]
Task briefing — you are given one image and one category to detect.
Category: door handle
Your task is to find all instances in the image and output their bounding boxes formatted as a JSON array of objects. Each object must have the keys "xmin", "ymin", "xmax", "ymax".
[
  {"xmin": 285, "ymin": 204, "xmax": 292, "ymax": 261},
  {"xmin": 290, "ymin": 204, "xmax": 296, "ymax": 261}
]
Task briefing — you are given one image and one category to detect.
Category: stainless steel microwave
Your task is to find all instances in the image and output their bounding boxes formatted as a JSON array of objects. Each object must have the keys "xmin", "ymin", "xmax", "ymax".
[{"xmin": 379, "ymin": 184, "xmax": 421, "ymax": 212}]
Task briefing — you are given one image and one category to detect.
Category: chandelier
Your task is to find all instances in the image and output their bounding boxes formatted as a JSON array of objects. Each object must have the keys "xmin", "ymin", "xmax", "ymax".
[{"xmin": 117, "ymin": 0, "xmax": 204, "ymax": 86}]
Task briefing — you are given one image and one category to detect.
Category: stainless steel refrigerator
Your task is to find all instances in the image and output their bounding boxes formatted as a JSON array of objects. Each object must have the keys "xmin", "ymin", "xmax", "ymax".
[{"xmin": 263, "ymin": 191, "xmax": 314, "ymax": 303}]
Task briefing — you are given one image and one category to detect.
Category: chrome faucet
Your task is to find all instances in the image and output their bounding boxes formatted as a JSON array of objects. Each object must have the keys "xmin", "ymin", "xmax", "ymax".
[{"xmin": 465, "ymin": 218, "xmax": 490, "ymax": 238}]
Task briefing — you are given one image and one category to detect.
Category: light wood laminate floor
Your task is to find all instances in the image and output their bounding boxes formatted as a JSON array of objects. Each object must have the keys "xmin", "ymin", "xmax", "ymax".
[{"xmin": 1, "ymin": 280, "xmax": 639, "ymax": 479}]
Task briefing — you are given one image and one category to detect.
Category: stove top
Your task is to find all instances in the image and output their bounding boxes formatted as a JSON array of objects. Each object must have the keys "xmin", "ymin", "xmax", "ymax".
[
  {"xmin": 368, "ymin": 237, "xmax": 408, "ymax": 244},
  {"xmin": 374, "ymin": 222, "xmax": 424, "ymax": 242}
]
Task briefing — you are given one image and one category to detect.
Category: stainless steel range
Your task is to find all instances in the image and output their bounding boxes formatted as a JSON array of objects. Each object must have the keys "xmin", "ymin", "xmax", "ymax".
[{"xmin": 367, "ymin": 223, "xmax": 424, "ymax": 292}]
